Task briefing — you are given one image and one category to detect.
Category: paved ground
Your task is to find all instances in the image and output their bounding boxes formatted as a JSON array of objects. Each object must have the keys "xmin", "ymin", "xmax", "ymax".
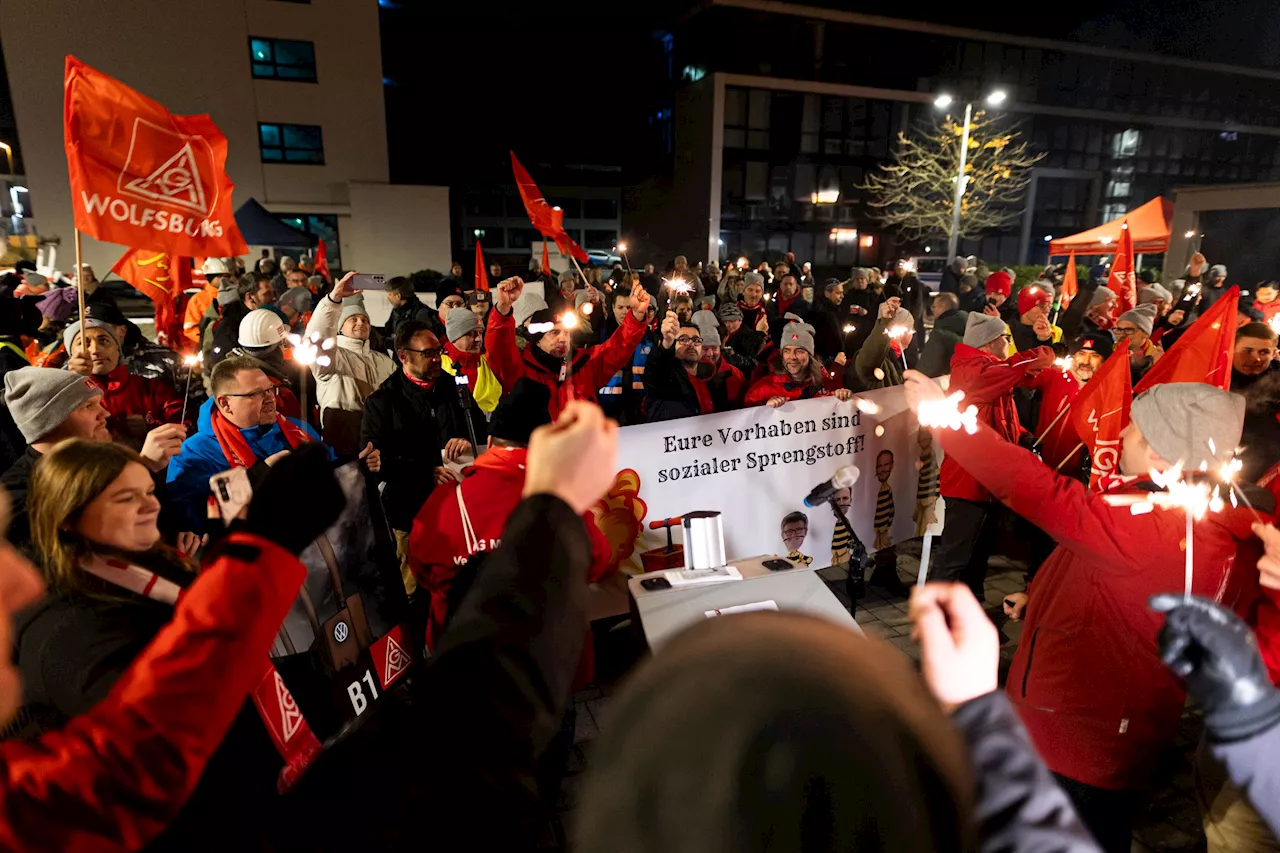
[{"xmin": 554, "ymin": 539, "xmax": 1209, "ymax": 852}]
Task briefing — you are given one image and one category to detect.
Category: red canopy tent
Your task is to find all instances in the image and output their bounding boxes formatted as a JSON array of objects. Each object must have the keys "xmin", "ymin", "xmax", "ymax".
[{"xmin": 1047, "ymin": 197, "xmax": 1173, "ymax": 256}]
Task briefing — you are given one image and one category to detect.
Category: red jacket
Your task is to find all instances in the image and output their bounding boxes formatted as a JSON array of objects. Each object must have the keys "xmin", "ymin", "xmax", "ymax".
[
  {"xmin": 936, "ymin": 420, "xmax": 1267, "ymax": 790},
  {"xmin": 91, "ymin": 364, "xmax": 187, "ymax": 440},
  {"xmin": 1029, "ymin": 368, "xmax": 1084, "ymax": 474},
  {"xmin": 743, "ymin": 371, "xmax": 832, "ymax": 407},
  {"xmin": 0, "ymin": 533, "xmax": 303, "ymax": 852},
  {"xmin": 939, "ymin": 344, "xmax": 1048, "ymax": 502},
  {"xmin": 408, "ymin": 446, "xmax": 611, "ymax": 686},
  {"xmin": 484, "ymin": 308, "xmax": 647, "ymax": 420}
]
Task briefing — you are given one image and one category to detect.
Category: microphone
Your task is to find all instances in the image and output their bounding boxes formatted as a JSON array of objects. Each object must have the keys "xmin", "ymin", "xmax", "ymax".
[{"xmin": 803, "ymin": 466, "xmax": 860, "ymax": 507}]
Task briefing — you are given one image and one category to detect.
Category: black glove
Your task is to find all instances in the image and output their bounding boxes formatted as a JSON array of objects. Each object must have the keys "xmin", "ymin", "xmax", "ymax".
[
  {"xmin": 242, "ymin": 443, "xmax": 346, "ymax": 555},
  {"xmin": 1151, "ymin": 593, "xmax": 1280, "ymax": 743}
]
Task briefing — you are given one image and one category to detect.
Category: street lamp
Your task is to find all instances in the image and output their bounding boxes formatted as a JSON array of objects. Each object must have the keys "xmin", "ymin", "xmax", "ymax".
[
  {"xmin": 0, "ymin": 142, "xmax": 11, "ymax": 176},
  {"xmin": 936, "ymin": 89, "xmax": 1008, "ymax": 259}
]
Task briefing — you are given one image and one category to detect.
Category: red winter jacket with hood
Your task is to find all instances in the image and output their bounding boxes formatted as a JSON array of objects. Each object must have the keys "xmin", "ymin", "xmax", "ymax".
[
  {"xmin": 939, "ymin": 344, "xmax": 1049, "ymax": 502},
  {"xmin": 484, "ymin": 307, "xmax": 647, "ymax": 420},
  {"xmin": 936, "ymin": 420, "xmax": 1268, "ymax": 790},
  {"xmin": 91, "ymin": 364, "xmax": 187, "ymax": 439}
]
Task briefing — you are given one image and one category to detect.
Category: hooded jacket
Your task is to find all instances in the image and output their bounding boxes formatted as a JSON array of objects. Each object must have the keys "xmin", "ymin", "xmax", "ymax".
[
  {"xmin": 918, "ymin": 309, "xmax": 969, "ymax": 378},
  {"xmin": 936, "ymin": 419, "xmax": 1270, "ymax": 791},
  {"xmin": 166, "ymin": 398, "xmax": 327, "ymax": 532},
  {"xmin": 484, "ymin": 306, "xmax": 647, "ymax": 420},
  {"xmin": 939, "ymin": 344, "xmax": 1047, "ymax": 503},
  {"xmin": 305, "ymin": 294, "xmax": 396, "ymax": 454}
]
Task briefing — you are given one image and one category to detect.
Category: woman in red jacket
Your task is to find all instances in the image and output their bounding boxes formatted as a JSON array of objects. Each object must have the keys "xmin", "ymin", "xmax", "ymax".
[
  {"xmin": 0, "ymin": 443, "xmax": 342, "ymax": 853},
  {"xmin": 744, "ymin": 318, "xmax": 852, "ymax": 407}
]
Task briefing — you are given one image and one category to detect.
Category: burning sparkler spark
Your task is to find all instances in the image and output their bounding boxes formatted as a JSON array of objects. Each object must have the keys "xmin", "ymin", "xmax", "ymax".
[
  {"xmin": 663, "ymin": 277, "xmax": 693, "ymax": 296},
  {"xmin": 854, "ymin": 398, "xmax": 880, "ymax": 415},
  {"xmin": 581, "ymin": 302, "xmax": 594, "ymax": 316},
  {"xmin": 843, "ymin": 324, "xmax": 856, "ymax": 334},
  {"xmin": 885, "ymin": 325, "xmax": 911, "ymax": 340},
  {"xmin": 183, "ymin": 352, "xmax": 203, "ymax": 368},
  {"xmin": 560, "ymin": 312, "xmax": 579, "ymax": 330},
  {"xmin": 288, "ymin": 331, "xmax": 335, "ymax": 368},
  {"xmin": 916, "ymin": 390, "xmax": 979, "ymax": 434}
]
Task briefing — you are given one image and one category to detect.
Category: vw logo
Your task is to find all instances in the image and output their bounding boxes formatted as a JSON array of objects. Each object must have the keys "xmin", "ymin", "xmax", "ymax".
[{"xmin": 334, "ymin": 621, "xmax": 349, "ymax": 643}]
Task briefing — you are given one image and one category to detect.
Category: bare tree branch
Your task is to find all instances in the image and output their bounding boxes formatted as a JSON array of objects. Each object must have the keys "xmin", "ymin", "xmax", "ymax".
[{"xmin": 857, "ymin": 111, "xmax": 1043, "ymax": 245}]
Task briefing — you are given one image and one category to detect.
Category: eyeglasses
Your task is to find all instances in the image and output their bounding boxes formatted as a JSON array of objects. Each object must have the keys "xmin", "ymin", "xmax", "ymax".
[
  {"xmin": 1113, "ymin": 326, "xmax": 1139, "ymax": 336},
  {"xmin": 222, "ymin": 386, "xmax": 279, "ymax": 401},
  {"xmin": 441, "ymin": 300, "xmax": 465, "ymax": 310},
  {"xmin": 675, "ymin": 335, "xmax": 703, "ymax": 345},
  {"xmin": 401, "ymin": 346, "xmax": 443, "ymax": 358}
]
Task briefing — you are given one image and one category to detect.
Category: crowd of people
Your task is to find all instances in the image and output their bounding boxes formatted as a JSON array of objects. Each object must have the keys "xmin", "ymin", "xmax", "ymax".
[{"xmin": 0, "ymin": 238, "xmax": 1275, "ymax": 852}]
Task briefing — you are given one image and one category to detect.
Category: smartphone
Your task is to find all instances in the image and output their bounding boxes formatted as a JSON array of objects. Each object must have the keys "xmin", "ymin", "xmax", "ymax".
[
  {"xmin": 349, "ymin": 273, "xmax": 386, "ymax": 291},
  {"xmin": 763, "ymin": 558, "xmax": 793, "ymax": 571},
  {"xmin": 209, "ymin": 468, "xmax": 252, "ymax": 524},
  {"xmin": 640, "ymin": 577, "xmax": 673, "ymax": 592}
]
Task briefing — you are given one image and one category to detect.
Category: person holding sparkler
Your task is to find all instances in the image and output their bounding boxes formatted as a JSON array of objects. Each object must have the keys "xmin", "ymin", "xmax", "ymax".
[
  {"xmin": 485, "ymin": 276, "xmax": 651, "ymax": 420},
  {"xmin": 905, "ymin": 369, "xmax": 1264, "ymax": 853},
  {"xmin": 744, "ymin": 317, "xmax": 853, "ymax": 407},
  {"xmin": 852, "ymin": 297, "xmax": 914, "ymax": 391}
]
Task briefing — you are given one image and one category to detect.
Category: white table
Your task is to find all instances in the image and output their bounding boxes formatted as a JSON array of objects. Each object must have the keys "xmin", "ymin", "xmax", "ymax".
[{"xmin": 628, "ymin": 555, "xmax": 862, "ymax": 651}]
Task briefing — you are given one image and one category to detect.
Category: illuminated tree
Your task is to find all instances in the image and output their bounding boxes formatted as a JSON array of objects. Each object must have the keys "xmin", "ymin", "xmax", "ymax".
[{"xmin": 859, "ymin": 111, "xmax": 1043, "ymax": 244}]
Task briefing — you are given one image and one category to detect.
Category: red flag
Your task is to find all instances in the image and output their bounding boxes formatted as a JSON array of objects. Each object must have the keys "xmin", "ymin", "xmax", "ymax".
[
  {"xmin": 1071, "ymin": 339, "xmax": 1132, "ymax": 491},
  {"xmin": 510, "ymin": 151, "xmax": 589, "ymax": 264},
  {"xmin": 1134, "ymin": 286, "xmax": 1239, "ymax": 393},
  {"xmin": 542, "ymin": 241, "xmax": 552, "ymax": 278},
  {"xmin": 315, "ymin": 239, "xmax": 331, "ymax": 284},
  {"xmin": 475, "ymin": 240, "xmax": 490, "ymax": 291},
  {"xmin": 1060, "ymin": 251, "xmax": 1078, "ymax": 306},
  {"xmin": 1104, "ymin": 223, "xmax": 1136, "ymax": 320},
  {"xmin": 111, "ymin": 248, "xmax": 190, "ymax": 348},
  {"xmin": 63, "ymin": 56, "xmax": 247, "ymax": 257}
]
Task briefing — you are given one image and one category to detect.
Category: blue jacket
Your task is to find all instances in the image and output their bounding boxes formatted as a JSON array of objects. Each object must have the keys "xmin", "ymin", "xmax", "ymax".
[{"xmin": 166, "ymin": 398, "xmax": 328, "ymax": 532}]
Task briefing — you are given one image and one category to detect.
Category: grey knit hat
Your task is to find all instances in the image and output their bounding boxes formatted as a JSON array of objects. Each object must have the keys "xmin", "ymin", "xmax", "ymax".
[
  {"xmin": 3, "ymin": 367, "xmax": 103, "ymax": 443},
  {"xmin": 1209, "ymin": 264, "xmax": 1227, "ymax": 280},
  {"xmin": 717, "ymin": 303, "xmax": 743, "ymax": 323},
  {"xmin": 890, "ymin": 307, "xmax": 913, "ymax": 328},
  {"xmin": 963, "ymin": 312, "xmax": 1006, "ymax": 348},
  {"xmin": 445, "ymin": 306, "xmax": 481, "ymax": 342},
  {"xmin": 692, "ymin": 311, "xmax": 719, "ymax": 339},
  {"xmin": 1138, "ymin": 284, "xmax": 1173, "ymax": 305},
  {"xmin": 1089, "ymin": 286, "xmax": 1117, "ymax": 308},
  {"xmin": 338, "ymin": 295, "xmax": 369, "ymax": 328},
  {"xmin": 62, "ymin": 318, "xmax": 120, "ymax": 353},
  {"xmin": 743, "ymin": 272, "xmax": 764, "ymax": 288},
  {"xmin": 780, "ymin": 318, "xmax": 816, "ymax": 355},
  {"xmin": 702, "ymin": 327, "xmax": 722, "ymax": 347},
  {"xmin": 1130, "ymin": 383, "xmax": 1244, "ymax": 470},
  {"xmin": 1118, "ymin": 304, "xmax": 1157, "ymax": 336}
]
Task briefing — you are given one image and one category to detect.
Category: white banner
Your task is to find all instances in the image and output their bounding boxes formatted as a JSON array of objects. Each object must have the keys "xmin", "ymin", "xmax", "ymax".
[{"xmin": 612, "ymin": 385, "xmax": 940, "ymax": 572}]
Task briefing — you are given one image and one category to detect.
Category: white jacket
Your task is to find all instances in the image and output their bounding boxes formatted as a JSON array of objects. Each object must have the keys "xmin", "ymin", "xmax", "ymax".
[{"xmin": 305, "ymin": 294, "xmax": 396, "ymax": 414}]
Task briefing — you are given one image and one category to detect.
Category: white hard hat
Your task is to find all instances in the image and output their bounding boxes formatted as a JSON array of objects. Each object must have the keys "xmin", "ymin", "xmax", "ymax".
[
  {"xmin": 239, "ymin": 308, "xmax": 289, "ymax": 349},
  {"xmin": 201, "ymin": 257, "xmax": 235, "ymax": 276}
]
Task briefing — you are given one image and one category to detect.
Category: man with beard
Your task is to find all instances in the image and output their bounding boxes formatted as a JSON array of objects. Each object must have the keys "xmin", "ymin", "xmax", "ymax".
[
  {"xmin": 485, "ymin": 277, "xmax": 651, "ymax": 420},
  {"xmin": 745, "ymin": 318, "xmax": 852, "ymax": 407},
  {"xmin": 643, "ymin": 313, "xmax": 715, "ymax": 422}
]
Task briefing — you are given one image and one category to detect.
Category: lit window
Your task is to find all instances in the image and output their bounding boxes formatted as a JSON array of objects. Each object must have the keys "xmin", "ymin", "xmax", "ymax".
[
  {"xmin": 259, "ymin": 123, "xmax": 324, "ymax": 164},
  {"xmin": 249, "ymin": 38, "xmax": 317, "ymax": 82}
]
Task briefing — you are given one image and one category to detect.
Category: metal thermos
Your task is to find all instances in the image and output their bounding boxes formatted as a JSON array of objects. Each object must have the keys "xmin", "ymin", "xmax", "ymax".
[{"xmin": 682, "ymin": 511, "xmax": 726, "ymax": 570}]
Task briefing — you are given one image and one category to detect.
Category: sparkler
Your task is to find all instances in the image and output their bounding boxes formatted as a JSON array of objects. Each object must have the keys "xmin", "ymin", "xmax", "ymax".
[
  {"xmin": 616, "ymin": 242, "xmax": 633, "ymax": 277},
  {"xmin": 843, "ymin": 323, "xmax": 856, "ymax": 334},
  {"xmin": 559, "ymin": 312, "xmax": 578, "ymax": 398},
  {"xmin": 1269, "ymin": 315, "xmax": 1280, "ymax": 337},
  {"xmin": 853, "ymin": 398, "xmax": 880, "ymax": 415},
  {"xmin": 288, "ymin": 332, "xmax": 335, "ymax": 425},
  {"xmin": 181, "ymin": 351, "xmax": 203, "ymax": 425},
  {"xmin": 886, "ymin": 324, "xmax": 911, "ymax": 371},
  {"xmin": 581, "ymin": 302, "xmax": 594, "ymax": 316},
  {"xmin": 663, "ymin": 277, "xmax": 692, "ymax": 297},
  {"xmin": 916, "ymin": 390, "xmax": 979, "ymax": 434}
]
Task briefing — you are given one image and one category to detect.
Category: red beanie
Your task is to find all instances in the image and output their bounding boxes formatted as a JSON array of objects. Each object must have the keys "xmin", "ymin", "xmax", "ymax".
[
  {"xmin": 1017, "ymin": 285, "xmax": 1053, "ymax": 315},
  {"xmin": 985, "ymin": 271, "xmax": 1013, "ymax": 298}
]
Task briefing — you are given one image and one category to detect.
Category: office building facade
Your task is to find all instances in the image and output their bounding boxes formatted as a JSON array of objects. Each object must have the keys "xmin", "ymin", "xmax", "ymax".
[
  {"xmin": 650, "ymin": 0, "xmax": 1280, "ymax": 272},
  {"xmin": 0, "ymin": 0, "xmax": 450, "ymax": 277}
]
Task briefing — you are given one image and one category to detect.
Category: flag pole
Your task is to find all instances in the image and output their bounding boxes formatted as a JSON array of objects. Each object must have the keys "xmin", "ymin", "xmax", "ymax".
[
  {"xmin": 74, "ymin": 228, "xmax": 86, "ymax": 321},
  {"xmin": 1033, "ymin": 403, "xmax": 1071, "ymax": 448}
]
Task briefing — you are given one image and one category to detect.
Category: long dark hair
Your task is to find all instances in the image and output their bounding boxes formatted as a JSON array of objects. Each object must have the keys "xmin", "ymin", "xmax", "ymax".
[{"xmin": 769, "ymin": 350, "xmax": 824, "ymax": 387}]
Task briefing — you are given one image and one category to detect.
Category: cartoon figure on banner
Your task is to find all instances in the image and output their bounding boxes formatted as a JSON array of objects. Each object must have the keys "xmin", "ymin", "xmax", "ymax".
[
  {"xmin": 873, "ymin": 450, "xmax": 895, "ymax": 552},
  {"xmin": 588, "ymin": 468, "xmax": 647, "ymax": 575},
  {"xmin": 780, "ymin": 511, "xmax": 812, "ymax": 566},
  {"xmin": 914, "ymin": 428, "xmax": 939, "ymax": 536},
  {"xmin": 830, "ymin": 487, "xmax": 854, "ymax": 567}
]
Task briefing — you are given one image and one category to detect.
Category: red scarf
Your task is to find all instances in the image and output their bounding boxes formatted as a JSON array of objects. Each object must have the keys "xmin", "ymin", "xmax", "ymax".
[
  {"xmin": 404, "ymin": 371, "xmax": 436, "ymax": 391},
  {"xmin": 211, "ymin": 408, "xmax": 310, "ymax": 468}
]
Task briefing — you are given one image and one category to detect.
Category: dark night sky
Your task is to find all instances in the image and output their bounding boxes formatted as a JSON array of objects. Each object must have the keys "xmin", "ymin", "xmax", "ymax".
[{"xmin": 380, "ymin": 0, "xmax": 1280, "ymax": 185}]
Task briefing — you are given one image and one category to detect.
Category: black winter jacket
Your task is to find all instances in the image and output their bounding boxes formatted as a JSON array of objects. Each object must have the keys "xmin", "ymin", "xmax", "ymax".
[{"xmin": 361, "ymin": 371, "xmax": 486, "ymax": 531}]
